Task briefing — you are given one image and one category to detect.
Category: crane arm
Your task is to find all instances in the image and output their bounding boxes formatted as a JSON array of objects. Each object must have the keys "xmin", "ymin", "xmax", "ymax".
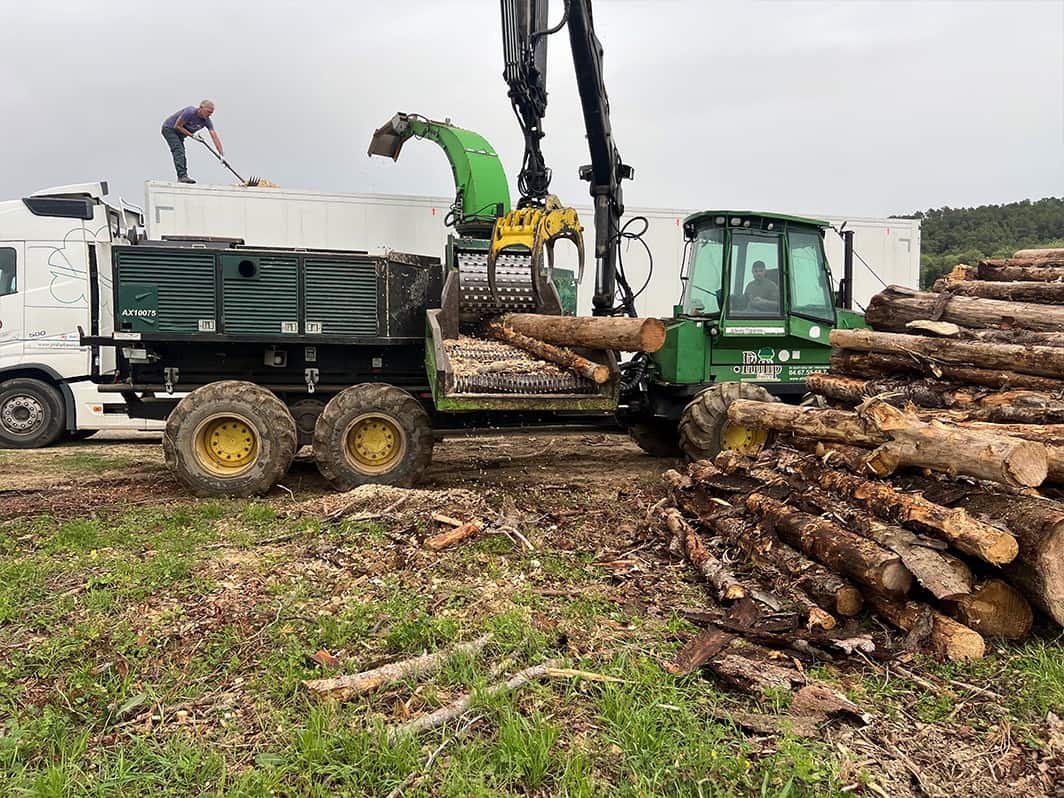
[{"xmin": 498, "ymin": 0, "xmax": 635, "ymax": 316}]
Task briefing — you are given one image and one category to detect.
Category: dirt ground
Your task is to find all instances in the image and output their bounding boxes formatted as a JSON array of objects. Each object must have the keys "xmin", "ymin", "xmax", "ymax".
[{"xmin": 1, "ymin": 432, "xmax": 1061, "ymax": 796}]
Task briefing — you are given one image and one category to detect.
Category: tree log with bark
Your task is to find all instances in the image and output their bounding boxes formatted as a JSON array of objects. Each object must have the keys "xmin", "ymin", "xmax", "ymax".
[
  {"xmin": 905, "ymin": 320, "xmax": 1064, "ymax": 347},
  {"xmin": 808, "ymin": 374, "xmax": 1064, "ymax": 425},
  {"xmin": 943, "ymin": 424, "xmax": 1064, "ymax": 482},
  {"xmin": 959, "ymin": 422, "xmax": 1064, "ymax": 446},
  {"xmin": 715, "ymin": 451, "xmax": 974, "ymax": 599},
  {"xmin": 1010, "ymin": 248, "xmax": 1064, "ymax": 263},
  {"xmin": 830, "ymin": 350, "xmax": 1064, "ymax": 393},
  {"xmin": 497, "ymin": 313, "xmax": 666, "ymax": 352},
  {"xmin": 665, "ymin": 469, "xmax": 864, "ymax": 617},
  {"xmin": 830, "ymin": 328, "xmax": 1064, "ymax": 380},
  {"xmin": 726, "ymin": 398, "xmax": 1048, "ymax": 489},
  {"xmin": 977, "ymin": 263, "xmax": 1064, "ymax": 282},
  {"xmin": 863, "ymin": 285, "xmax": 1064, "ymax": 333},
  {"xmin": 950, "ymin": 493, "xmax": 1064, "ymax": 626},
  {"xmin": 662, "ymin": 507, "xmax": 747, "ymax": 601},
  {"xmin": 865, "ymin": 595, "xmax": 985, "ymax": 662},
  {"xmin": 744, "ymin": 493, "xmax": 913, "ymax": 595},
  {"xmin": 765, "ymin": 445, "xmax": 1019, "ymax": 564},
  {"xmin": 911, "ymin": 420, "xmax": 1064, "ymax": 483},
  {"xmin": 483, "ymin": 322, "xmax": 609, "ymax": 383},
  {"xmin": 931, "ymin": 278, "xmax": 1064, "ymax": 304}
]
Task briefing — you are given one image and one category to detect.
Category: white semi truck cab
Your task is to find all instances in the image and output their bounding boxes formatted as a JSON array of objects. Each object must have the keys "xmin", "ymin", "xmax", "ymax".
[{"xmin": 0, "ymin": 181, "xmax": 158, "ymax": 447}]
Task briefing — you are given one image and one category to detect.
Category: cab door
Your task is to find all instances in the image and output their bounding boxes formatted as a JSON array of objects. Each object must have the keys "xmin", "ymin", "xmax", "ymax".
[
  {"xmin": 716, "ymin": 230, "xmax": 789, "ymax": 383},
  {"xmin": 0, "ymin": 243, "xmax": 25, "ymax": 370}
]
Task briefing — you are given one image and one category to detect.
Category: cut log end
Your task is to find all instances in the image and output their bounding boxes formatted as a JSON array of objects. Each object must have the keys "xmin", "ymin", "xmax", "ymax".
[
  {"xmin": 835, "ymin": 587, "xmax": 865, "ymax": 618},
  {"xmin": 870, "ymin": 595, "xmax": 986, "ymax": 662},
  {"xmin": 945, "ymin": 579, "xmax": 1034, "ymax": 640},
  {"xmin": 807, "ymin": 606, "xmax": 837, "ymax": 631},
  {"xmin": 979, "ymin": 529, "xmax": 1021, "ymax": 566},
  {"xmin": 879, "ymin": 560, "xmax": 915, "ymax": 596},
  {"xmin": 1003, "ymin": 441, "xmax": 1051, "ymax": 489}
]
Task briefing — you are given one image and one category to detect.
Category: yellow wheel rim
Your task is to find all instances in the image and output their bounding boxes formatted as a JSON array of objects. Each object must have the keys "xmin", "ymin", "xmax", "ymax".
[
  {"xmin": 720, "ymin": 420, "xmax": 768, "ymax": 454},
  {"xmin": 343, "ymin": 414, "xmax": 406, "ymax": 474},
  {"xmin": 194, "ymin": 414, "xmax": 259, "ymax": 476}
]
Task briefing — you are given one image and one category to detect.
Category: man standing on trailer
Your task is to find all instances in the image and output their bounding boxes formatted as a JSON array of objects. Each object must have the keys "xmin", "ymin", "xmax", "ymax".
[{"xmin": 161, "ymin": 100, "xmax": 224, "ymax": 184}]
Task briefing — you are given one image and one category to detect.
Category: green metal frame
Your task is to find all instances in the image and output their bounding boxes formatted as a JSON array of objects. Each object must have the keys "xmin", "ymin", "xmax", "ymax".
[{"xmin": 368, "ymin": 112, "xmax": 511, "ymax": 231}]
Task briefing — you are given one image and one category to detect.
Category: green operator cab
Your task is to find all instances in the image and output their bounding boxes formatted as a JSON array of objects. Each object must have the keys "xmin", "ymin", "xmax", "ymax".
[{"xmin": 624, "ymin": 211, "xmax": 866, "ymax": 461}]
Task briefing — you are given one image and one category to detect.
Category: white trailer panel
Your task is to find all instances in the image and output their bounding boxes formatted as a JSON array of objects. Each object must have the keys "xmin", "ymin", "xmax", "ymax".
[{"xmin": 145, "ymin": 181, "xmax": 920, "ymax": 315}]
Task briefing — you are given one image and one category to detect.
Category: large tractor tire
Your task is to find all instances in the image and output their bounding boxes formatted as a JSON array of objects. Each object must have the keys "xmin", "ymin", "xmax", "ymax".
[
  {"xmin": 678, "ymin": 382, "xmax": 779, "ymax": 462},
  {"xmin": 629, "ymin": 420, "xmax": 681, "ymax": 458},
  {"xmin": 314, "ymin": 383, "xmax": 434, "ymax": 490},
  {"xmin": 163, "ymin": 380, "xmax": 298, "ymax": 497},
  {"xmin": 0, "ymin": 377, "xmax": 65, "ymax": 449}
]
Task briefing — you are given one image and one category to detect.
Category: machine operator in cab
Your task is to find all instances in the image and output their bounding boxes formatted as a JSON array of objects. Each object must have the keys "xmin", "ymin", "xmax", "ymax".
[{"xmin": 742, "ymin": 260, "xmax": 779, "ymax": 312}]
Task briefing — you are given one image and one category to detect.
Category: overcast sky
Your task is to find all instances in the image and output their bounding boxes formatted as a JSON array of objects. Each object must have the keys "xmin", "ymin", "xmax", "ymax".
[{"xmin": 1, "ymin": 0, "xmax": 1061, "ymax": 218}]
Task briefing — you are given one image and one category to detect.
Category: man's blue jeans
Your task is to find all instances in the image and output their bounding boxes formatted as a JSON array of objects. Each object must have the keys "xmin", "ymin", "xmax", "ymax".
[{"xmin": 161, "ymin": 126, "xmax": 188, "ymax": 179}]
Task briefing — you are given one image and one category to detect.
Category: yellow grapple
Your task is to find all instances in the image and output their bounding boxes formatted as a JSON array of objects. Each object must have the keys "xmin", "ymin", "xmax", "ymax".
[{"xmin": 486, "ymin": 195, "xmax": 585, "ymax": 306}]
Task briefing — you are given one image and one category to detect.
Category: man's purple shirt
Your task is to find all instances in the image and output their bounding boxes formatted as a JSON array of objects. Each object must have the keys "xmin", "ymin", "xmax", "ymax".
[{"xmin": 163, "ymin": 106, "xmax": 214, "ymax": 135}]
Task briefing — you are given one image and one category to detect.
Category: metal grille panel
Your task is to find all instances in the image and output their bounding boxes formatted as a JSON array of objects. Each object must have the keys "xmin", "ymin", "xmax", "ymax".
[
  {"xmin": 223, "ymin": 256, "xmax": 299, "ymax": 334},
  {"xmin": 115, "ymin": 250, "xmax": 216, "ymax": 333},
  {"xmin": 303, "ymin": 258, "xmax": 379, "ymax": 336}
]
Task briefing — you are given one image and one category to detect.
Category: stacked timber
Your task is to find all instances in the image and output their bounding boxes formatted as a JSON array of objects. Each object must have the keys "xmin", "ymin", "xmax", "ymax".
[
  {"xmin": 820, "ymin": 246, "xmax": 1064, "ymax": 492},
  {"xmin": 661, "ymin": 249, "xmax": 1064, "ymax": 662}
]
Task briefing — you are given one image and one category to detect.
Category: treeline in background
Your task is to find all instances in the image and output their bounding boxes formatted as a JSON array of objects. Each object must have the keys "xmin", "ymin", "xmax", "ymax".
[{"xmin": 892, "ymin": 197, "xmax": 1064, "ymax": 288}]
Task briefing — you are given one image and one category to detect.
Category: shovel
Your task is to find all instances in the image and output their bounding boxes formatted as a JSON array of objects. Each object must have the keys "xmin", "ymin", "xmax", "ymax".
[{"xmin": 191, "ymin": 135, "xmax": 266, "ymax": 187}]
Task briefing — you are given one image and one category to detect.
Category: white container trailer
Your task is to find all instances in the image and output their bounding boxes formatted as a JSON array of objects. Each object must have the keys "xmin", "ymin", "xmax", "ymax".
[{"xmin": 145, "ymin": 181, "xmax": 920, "ymax": 315}]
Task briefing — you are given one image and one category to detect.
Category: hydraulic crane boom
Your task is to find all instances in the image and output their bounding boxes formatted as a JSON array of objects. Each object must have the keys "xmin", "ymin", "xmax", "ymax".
[{"xmin": 500, "ymin": 0, "xmax": 635, "ymax": 316}]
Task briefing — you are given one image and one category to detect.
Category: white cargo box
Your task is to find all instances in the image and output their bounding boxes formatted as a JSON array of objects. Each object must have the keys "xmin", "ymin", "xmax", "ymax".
[{"xmin": 145, "ymin": 181, "xmax": 919, "ymax": 316}]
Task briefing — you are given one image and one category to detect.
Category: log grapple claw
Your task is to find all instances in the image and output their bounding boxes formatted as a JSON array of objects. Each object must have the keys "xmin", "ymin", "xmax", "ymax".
[
  {"xmin": 486, "ymin": 206, "xmax": 541, "ymax": 303},
  {"xmin": 486, "ymin": 195, "xmax": 585, "ymax": 306}
]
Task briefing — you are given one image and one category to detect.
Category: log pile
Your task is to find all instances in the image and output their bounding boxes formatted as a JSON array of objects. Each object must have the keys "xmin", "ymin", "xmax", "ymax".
[
  {"xmin": 465, "ymin": 313, "xmax": 666, "ymax": 386},
  {"xmin": 660, "ymin": 249, "xmax": 1064, "ymax": 666}
]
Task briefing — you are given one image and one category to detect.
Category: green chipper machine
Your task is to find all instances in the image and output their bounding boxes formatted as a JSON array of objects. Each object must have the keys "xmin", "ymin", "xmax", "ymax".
[{"xmin": 85, "ymin": 0, "xmax": 863, "ymax": 497}]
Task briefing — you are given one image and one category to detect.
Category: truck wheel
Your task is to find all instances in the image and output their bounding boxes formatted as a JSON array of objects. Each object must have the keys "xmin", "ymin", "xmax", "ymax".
[
  {"xmin": 0, "ymin": 378, "xmax": 65, "ymax": 449},
  {"xmin": 629, "ymin": 421, "xmax": 681, "ymax": 458},
  {"xmin": 163, "ymin": 380, "xmax": 297, "ymax": 497},
  {"xmin": 314, "ymin": 383, "xmax": 434, "ymax": 490},
  {"xmin": 678, "ymin": 382, "xmax": 779, "ymax": 462}
]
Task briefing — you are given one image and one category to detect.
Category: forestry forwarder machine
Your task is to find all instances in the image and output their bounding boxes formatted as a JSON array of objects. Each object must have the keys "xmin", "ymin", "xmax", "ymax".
[
  {"xmin": 368, "ymin": 2, "xmax": 866, "ymax": 458},
  {"xmin": 82, "ymin": 0, "xmax": 863, "ymax": 497}
]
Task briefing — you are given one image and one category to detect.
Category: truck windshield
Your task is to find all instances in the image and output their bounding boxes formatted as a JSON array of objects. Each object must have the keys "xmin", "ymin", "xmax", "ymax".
[
  {"xmin": 787, "ymin": 229, "xmax": 836, "ymax": 322},
  {"xmin": 681, "ymin": 228, "xmax": 724, "ymax": 317}
]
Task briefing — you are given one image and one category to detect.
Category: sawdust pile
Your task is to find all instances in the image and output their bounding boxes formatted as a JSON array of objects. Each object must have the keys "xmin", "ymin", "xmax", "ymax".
[{"xmin": 292, "ymin": 483, "xmax": 485, "ymax": 523}]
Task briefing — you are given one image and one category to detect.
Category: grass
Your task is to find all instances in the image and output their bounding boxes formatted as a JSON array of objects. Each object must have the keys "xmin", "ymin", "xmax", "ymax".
[
  {"xmin": 51, "ymin": 451, "xmax": 141, "ymax": 473},
  {"xmin": 0, "ymin": 488, "xmax": 1061, "ymax": 797}
]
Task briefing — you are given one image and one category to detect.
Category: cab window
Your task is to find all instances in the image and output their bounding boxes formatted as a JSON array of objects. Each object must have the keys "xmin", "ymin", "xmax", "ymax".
[
  {"xmin": 0, "ymin": 248, "xmax": 15, "ymax": 297},
  {"xmin": 681, "ymin": 228, "xmax": 725, "ymax": 316},
  {"xmin": 788, "ymin": 230, "xmax": 835, "ymax": 322},
  {"xmin": 728, "ymin": 231, "xmax": 782, "ymax": 318}
]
